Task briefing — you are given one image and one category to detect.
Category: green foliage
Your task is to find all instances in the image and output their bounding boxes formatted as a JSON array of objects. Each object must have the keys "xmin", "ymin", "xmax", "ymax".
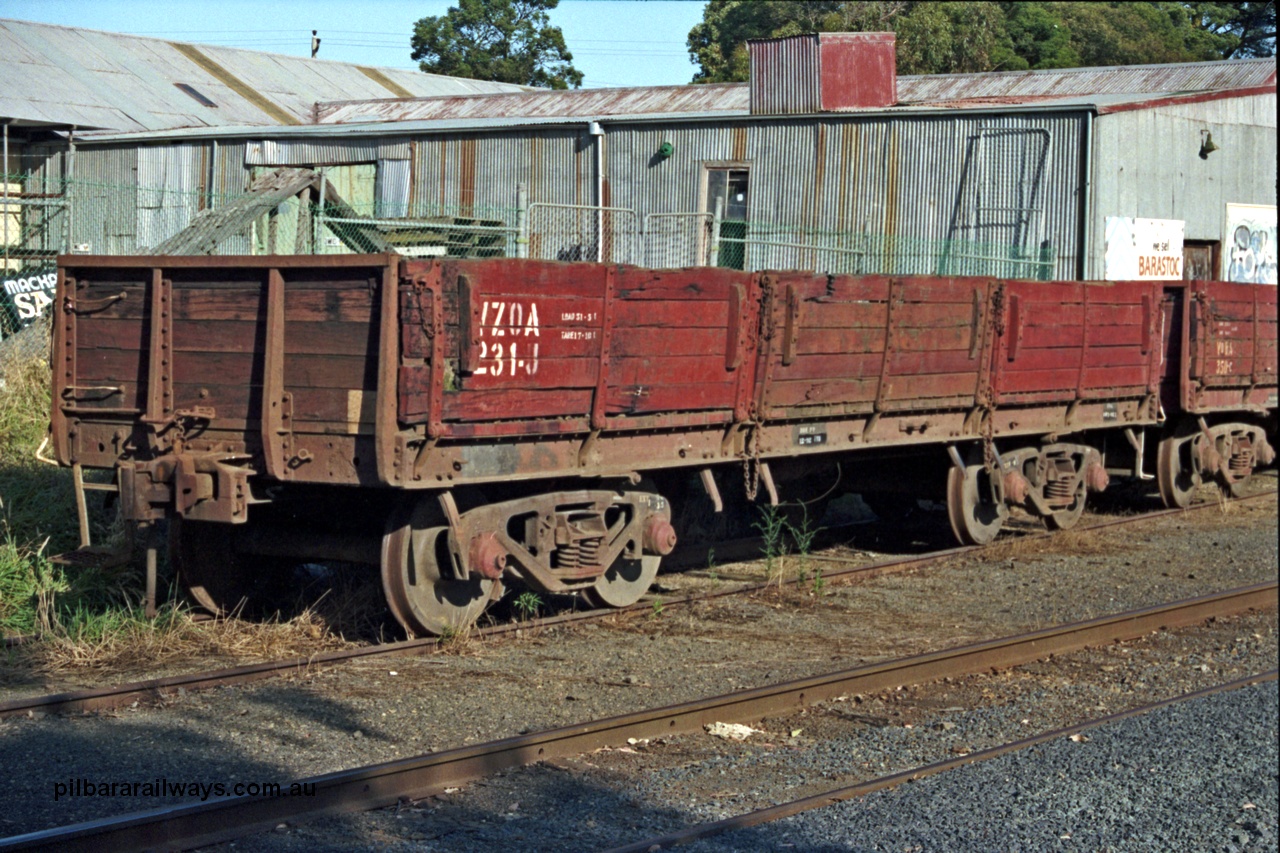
[
  {"xmin": 753, "ymin": 502, "xmax": 792, "ymax": 583},
  {"xmin": 0, "ymin": 353, "xmax": 137, "ymax": 639},
  {"xmin": 411, "ymin": 0, "xmax": 583, "ymax": 89},
  {"xmin": 513, "ymin": 590, "xmax": 543, "ymax": 621},
  {"xmin": 687, "ymin": 1, "xmax": 1272, "ymax": 81}
]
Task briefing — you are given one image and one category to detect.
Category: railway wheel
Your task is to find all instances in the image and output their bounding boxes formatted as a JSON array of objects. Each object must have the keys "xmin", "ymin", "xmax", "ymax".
[
  {"xmin": 1156, "ymin": 421, "xmax": 1200, "ymax": 509},
  {"xmin": 583, "ymin": 554, "xmax": 661, "ymax": 609},
  {"xmin": 946, "ymin": 462, "xmax": 1007, "ymax": 546},
  {"xmin": 171, "ymin": 518, "xmax": 273, "ymax": 615},
  {"xmin": 382, "ymin": 497, "xmax": 501, "ymax": 637}
]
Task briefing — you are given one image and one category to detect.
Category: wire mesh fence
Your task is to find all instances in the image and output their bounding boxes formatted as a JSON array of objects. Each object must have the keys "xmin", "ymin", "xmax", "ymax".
[
  {"xmin": 527, "ymin": 202, "xmax": 638, "ymax": 264},
  {"xmin": 710, "ymin": 222, "xmax": 1056, "ymax": 280},
  {"xmin": 642, "ymin": 212, "xmax": 714, "ymax": 269}
]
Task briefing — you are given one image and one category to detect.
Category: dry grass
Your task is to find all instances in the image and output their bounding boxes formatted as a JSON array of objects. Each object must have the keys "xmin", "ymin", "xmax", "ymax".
[
  {"xmin": 980, "ymin": 525, "xmax": 1123, "ymax": 561},
  {"xmin": 14, "ymin": 603, "xmax": 359, "ymax": 676}
]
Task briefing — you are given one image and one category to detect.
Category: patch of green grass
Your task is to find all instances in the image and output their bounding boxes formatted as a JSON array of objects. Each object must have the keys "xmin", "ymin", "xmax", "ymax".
[{"xmin": 0, "ymin": 353, "xmax": 139, "ymax": 641}]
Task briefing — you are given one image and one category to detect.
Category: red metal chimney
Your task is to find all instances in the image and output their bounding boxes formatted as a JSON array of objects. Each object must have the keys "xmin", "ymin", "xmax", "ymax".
[{"xmin": 749, "ymin": 32, "xmax": 897, "ymax": 115}]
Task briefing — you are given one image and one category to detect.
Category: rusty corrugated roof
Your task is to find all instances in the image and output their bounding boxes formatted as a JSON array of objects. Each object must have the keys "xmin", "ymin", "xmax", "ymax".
[
  {"xmin": 894, "ymin": 57, "xmax": 1276, "ymax": 103},
  {"xmin": 0, "ymin": 18, "xmax": 529, "ymax": 132},
  {"xmin": 316, "ymin": 82, "xmax": 749, "ymax": 124},
  {"xmin": 314, "ymin": 57, "xmax": 1275, "ymax": 125}
]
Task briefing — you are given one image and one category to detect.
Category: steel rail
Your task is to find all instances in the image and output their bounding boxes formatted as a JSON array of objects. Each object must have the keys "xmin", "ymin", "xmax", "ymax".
[
  {"xmin": 1, "ymin": 582, "xmax": 1273, "ymax": 852},
  {"xmin": 605, "ymin": 669, "xmax": 1280, "ymax": 853},
  {"xmin": 1, "ymin": 489, "xmax": 1273, "ymax": 720}
]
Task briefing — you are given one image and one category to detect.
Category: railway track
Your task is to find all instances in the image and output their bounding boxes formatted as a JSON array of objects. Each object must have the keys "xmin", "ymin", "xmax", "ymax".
[
  {"xmin": 605, "ymin": 669, "xmax": 1280, "ymax": 853},
  {"xmin": 1, "ymin": 581, "xmax": 1273, "ymax": 852},
  {"xmin": 2, "ymin": 489, "xmax": 1273, "ymax": 720}
]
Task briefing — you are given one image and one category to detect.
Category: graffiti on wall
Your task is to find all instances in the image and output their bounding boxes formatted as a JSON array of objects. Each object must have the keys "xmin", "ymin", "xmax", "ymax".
[
  {"xmin": 2, "ymin": 267, "xmax": 57, "ymax": 336},
  {"xmin": 1223, "ymin": 204, "xmax": 1277, "ymax": 285}
]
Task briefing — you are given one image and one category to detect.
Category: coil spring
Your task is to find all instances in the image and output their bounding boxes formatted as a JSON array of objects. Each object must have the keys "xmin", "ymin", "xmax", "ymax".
[
  {"xmin": 1229, "ymin": 445, "xmax": 1253, "ymax": 477},
  {"xmin": 1045, "ymin": 478, "xmax": 1075, "ymax": 504},
  {"xmin": 555, "ymin": 537, "xmax": 604, "ymax": 569}
]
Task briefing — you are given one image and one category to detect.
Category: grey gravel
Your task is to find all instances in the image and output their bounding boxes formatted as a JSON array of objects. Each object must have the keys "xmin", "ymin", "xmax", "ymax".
[
  {"xmin": 679, "ymin": 681, "xmax": 1279, "ymax": 852},
  {"xmin": 0, "ymin": 481, "xmax": 1274, "ymax": 849}
]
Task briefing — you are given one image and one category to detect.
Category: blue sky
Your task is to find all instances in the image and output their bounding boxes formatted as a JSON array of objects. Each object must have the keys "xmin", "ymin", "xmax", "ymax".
[{"xmin": 0, "ymin": 0, "xmax": 708, "ymax": 87}]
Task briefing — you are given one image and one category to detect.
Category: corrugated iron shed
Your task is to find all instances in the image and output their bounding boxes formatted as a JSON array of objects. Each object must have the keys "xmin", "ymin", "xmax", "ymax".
[
  {"xmin": 313, "ymin": 56, "xmax": 1276, "ymax": 125},
  {"xmin": 0, "ymin": 18, "xmax": 528, "ymax": 132}
]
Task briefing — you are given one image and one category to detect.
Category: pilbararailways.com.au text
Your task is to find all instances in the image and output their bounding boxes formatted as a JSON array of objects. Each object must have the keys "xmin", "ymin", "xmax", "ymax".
[{"xmin": 53, "ymin": 778, "xmax": 316, "ymax": 802}]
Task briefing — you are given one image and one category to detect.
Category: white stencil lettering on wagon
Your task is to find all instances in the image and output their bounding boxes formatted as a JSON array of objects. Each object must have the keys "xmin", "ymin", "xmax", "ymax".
[{"xmin": 475, "ymin": 300, "xmax": 540, "ymax": 377}]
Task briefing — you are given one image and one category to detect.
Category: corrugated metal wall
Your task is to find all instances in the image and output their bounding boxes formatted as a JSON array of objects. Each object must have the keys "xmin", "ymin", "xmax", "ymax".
[
  {"xmin": 410, "ymin": 129, "xmax": 589, "ymax": 216},
  {"xmin": 1087, "ymin": 93, "xmax": 1277, "ymax": 278},
  {"xmin": 17, "ymin": 108, "xmax": 1090, "ymax": 277},
  {"xmin": 608, "ymin": 111, "xmax": 1085, "ymax": 278}
]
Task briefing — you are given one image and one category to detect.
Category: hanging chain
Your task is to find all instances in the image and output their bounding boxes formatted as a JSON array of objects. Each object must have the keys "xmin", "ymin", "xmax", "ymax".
[{"xmin": 742, "ymin": 421, "xmax": 763, "ymax": 502}]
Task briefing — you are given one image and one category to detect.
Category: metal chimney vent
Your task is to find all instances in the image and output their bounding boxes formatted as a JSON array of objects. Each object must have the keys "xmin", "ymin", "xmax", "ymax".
[{"xmin": 749, "ymin": 32, "xmax": 897, "ymax": 115}]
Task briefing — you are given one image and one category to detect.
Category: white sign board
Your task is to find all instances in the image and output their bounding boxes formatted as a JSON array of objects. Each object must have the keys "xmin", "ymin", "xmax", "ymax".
[
  {"xmin": 1103, "ymin": 217, "xmax": 1185, "ymax": 280},
  {"xmin": 1223, "ymin": 204, "xmax": 1277, "ymax": 285}
]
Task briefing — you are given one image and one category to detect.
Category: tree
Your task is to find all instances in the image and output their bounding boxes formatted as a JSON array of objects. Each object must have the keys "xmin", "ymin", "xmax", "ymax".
[
  {"xmin": 411, "ymin": 0, "xmax": 583, "ymax": 89},
  {"xmin": 687, "ymin": 1, "xmax": 1274, "ymax": 81},
  {"xmin": 1190, "ymin": 1, "xmax": 1277, "ymax": 57}
]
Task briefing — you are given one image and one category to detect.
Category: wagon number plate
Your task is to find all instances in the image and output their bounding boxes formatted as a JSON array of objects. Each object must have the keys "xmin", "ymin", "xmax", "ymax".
[{"xmin": 794, "ymin": 424, "xmax": 828, "ymax": 447}]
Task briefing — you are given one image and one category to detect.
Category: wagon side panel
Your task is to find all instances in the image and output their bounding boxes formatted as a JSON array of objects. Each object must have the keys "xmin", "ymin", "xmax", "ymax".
[{"xmin": 1186, "ymin": 279, "xmax": 1277, "ymax": 413}]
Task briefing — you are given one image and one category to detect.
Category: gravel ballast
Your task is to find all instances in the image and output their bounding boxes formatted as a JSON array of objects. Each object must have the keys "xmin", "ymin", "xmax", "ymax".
[{"xmin": 0, "ymin": 482, "xmax": 1274, "ymax": 848}]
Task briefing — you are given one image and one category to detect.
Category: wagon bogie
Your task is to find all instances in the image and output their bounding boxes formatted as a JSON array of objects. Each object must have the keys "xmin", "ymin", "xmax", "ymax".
[{"xmin": 1157, "ymin": 417, "xmax": 1275, "ymax": 508}]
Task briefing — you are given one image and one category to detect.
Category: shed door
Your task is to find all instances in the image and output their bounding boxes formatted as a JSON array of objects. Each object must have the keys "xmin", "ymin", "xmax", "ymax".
[
  {"xmin": 1183, "ymin": 241, "xmax": 1217, "ymax": 280},
  {"xmin": 705, "ymin": 167, "xmax": 749, "ymax": 270}
]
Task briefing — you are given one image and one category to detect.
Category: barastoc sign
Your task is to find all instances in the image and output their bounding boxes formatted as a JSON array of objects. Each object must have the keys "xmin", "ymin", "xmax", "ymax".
[
  {"xmin": 3, "ymin": 268, "xmax": 57, "ymax": 328},
  {"xmin": 1102, "ymin": 217, "xmax": 1185, "ymax": 280}
]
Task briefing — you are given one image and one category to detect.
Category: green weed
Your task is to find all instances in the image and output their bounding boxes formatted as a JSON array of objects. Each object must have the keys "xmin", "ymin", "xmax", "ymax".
[{"xmin": 513, "ymin": 590, "xmax": 543, "ymax": 621}]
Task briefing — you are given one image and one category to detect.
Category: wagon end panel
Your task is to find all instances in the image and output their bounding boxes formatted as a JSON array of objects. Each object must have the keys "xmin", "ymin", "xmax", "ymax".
[
  {"xmin": 757, "ymin": 273, "xmax": 989, "ymax": 422},
  {"xmin": 1186, "ymin": 280, "xmax": 1278, "ymax": 414},
  {"xmin": 992, "ymin": 279, "xmax": 1163, "ymax": 420},
  {"xmin": 54, "ymin": 256, "xmax": 398, "ymax": 519}
]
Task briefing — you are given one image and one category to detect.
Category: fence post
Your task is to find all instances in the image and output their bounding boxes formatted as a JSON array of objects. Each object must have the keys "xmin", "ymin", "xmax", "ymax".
[
  {"xmin": 709, "ymin": 196, "xmax": 723, "ymax": 267},
  {"xmin": 516, "ymin": 182, "xmax": 529, "ymax": 259},
  {"xmin": 315, "ymin": 171, "xmax": 326, "ymax": 254}
]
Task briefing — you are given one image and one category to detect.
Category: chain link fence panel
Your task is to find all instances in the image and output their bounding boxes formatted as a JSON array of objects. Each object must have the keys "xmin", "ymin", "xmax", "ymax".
[
  {"xmin": 527, "ymin": 203, "xmax": 638, "ymax": 265},
  {"xmin": 642, "ymin": 213, "xmax": 714, "ymax": 269}
]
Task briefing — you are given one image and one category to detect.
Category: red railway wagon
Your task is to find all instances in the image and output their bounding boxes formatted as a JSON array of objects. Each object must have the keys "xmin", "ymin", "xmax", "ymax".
[{"xmin": 50, "ymin": 255, "xmax": 1276, "ymax": 635}]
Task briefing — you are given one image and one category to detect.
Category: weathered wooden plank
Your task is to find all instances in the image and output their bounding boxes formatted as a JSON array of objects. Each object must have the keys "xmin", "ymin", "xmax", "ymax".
[
  {"xmin": 771, "ymin": 353, "xmax": 884, "ymax": 382},
  {"xmin": 610, "ymin": 355, "xmax": 735, "ymax": 387},
  {"xmin": 612, "ymin": 299, "xmax": 730, "ymax": 328},
  {"xmin": 1006, "ymin": 346, "xmax": 1152, "ymax": 371},
  {"xmin": 457, "ymin": 357, "xmax": 598, "ymax": 392},
  {"xmin": 614, "ymin": 265, "xmax": 749, "ymax": 300},
  {"xmin": 73, "ymin": 317, "xmax": 148, "ymax": 351},
  {"xmin": 791, "ymin": 301, "xmax": 889, "ymax": 330},
  {"xmin": 284, "ymin": 353, "xmax": 376, "ymax": 390},
  {"xmin": 1019, "ymin": 324, "xmax": 1146, "ymax": 349},
  {"xmin": 881, "ymin": 372, "xmax": 981, "ymax": 401},
  {"xmin": 442, "ymin": 388, "xmax": 594, "ymax": 421},
  {"xmin": 886, "ymin": 349, "xmax": 982, "ymax": 376},
  {"xmin": 612, "ymin": 327, "xmax": 727, "ymax": 358},
  {"xmin": 795, "ymin": 327, "xmax": 888, "ymax": 355},
  {"xmin": 765, "ymin": 377, "xmax": 879, "ymax": 407},
  {"xmin": 606, "ymin": 382, "xmax": 735, "ymax": 414}
]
